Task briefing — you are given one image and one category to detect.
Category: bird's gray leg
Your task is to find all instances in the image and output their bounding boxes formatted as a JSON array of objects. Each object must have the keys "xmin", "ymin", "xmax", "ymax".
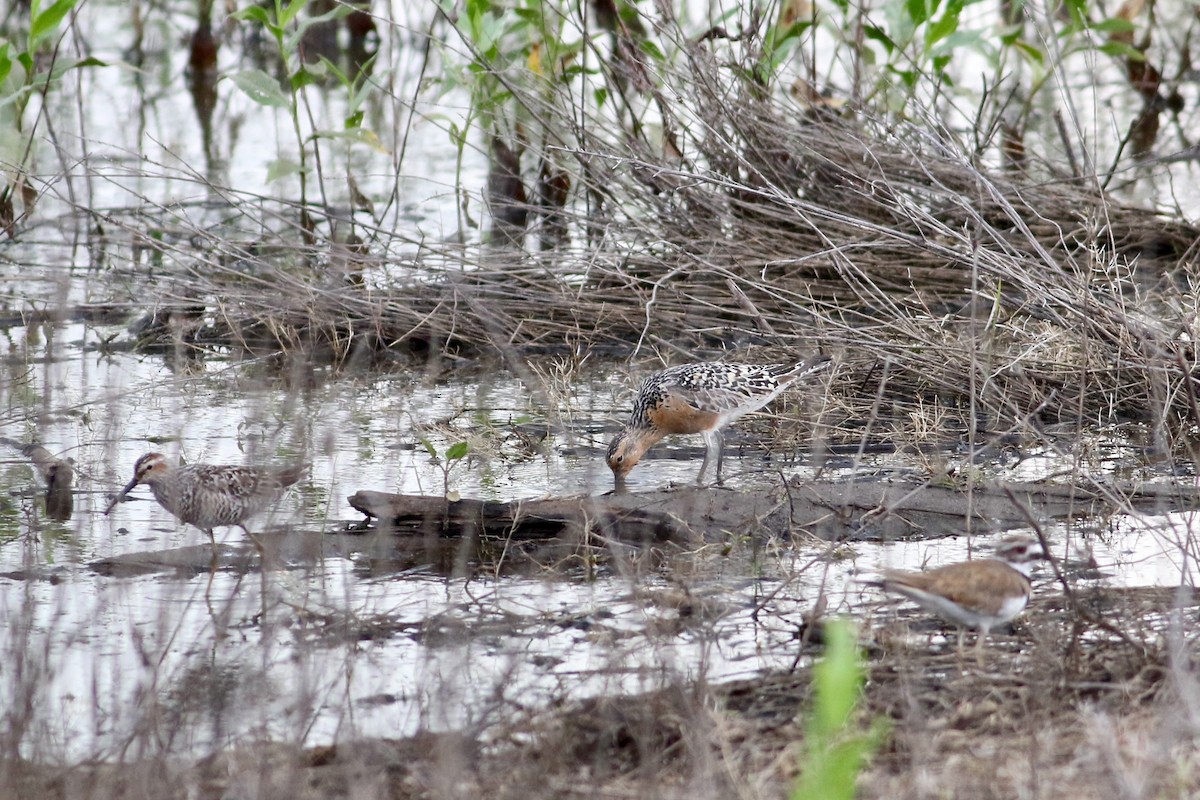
[
  {"xmin": 241, "ymin": 524, "xmax": 266, "ymax": 561},
  {"xmin": 204, "ymin": 528, "xmax": 218, "ymax": 616},
  {"xmin": 697, "ymin": 432, "xmax": 713, "ymax": 485},
  {"xmin": 714, "ymin": 429, "xmax": 725, "ymax": 484},
  {"xmin": 205, "ymin": 568, "xmax": 217, "ymax": 618},
  {"xmin": 697, "ymin": 430, "xmax": 724, "ymax": 486},
  {"xmin": 241, "ymin": 524, "xmax": 268, "ymax": 622}
]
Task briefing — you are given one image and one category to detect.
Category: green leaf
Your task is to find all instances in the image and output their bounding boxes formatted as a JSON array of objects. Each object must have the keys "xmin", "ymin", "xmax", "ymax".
[
  {"xmin": 926, "ymin": 9, "xmax": 960, "ymax": 49},
  {"xmin": 285, "ymin": 3, "xmax": 352, "ymax": 53},
  {"xmin": 68, "ymin": 56, "xmax": 107, "ymax": 69},
  {"xmin": 905, "ymin": 0, "xmax": 939, "ymax": 27},
  {"xmin": 810, "ymin": 620, "xmax": 862, "ymax": 737},
  {"xmin": 0, "ymin": 43, "xmax": 12, "ymax": 88},
  {"xmin": 1090, "ymin": 17, "xmax": 1137, "ymax": 34},
  {"xmin": 311, "ymin": 126, "xmax": 388, "ymax": 152},
  {"xmin": 790, "ymin": 619, "xmax": 889, "ymax": 800},
  {"xmin": 446, "ymin": 442, "xmax": 469, "ymax": 461},
  {"xmin": 615, "ymin": 1, "xmax": 641, "ymax": 25},
  {"xmin": 502, "ymin": 12, "xmax": 532, "ymax": 35},
  {"xmin": 290, "ymin": 66, "xmax": 319, "ymax": 92},
  {"xmin": 304, "ymin": 59, "xmax": 329, "ymax": 79},
  {"xmin": 767, "ymin": 21, "xmax": 808, "ymax": 52},
  {"xmin": 887, "ymin": 65, "xmax": 919, "ymax": 88},
  {"xmin": 30, "ymin": 0, "xmax": 77, "ymax": 51},
  {"xmin": 998, "ymin": 22, "xmax": 1024, "ymax": 45},
  {"xmin": 931, "ymin": 30, "xmax": 984, "ymax": 57},
  {"xmin": 1013, "ymin": 40, "xmax": 1045, "ymax": 65},
  {"xmin": 1098, "ymin": 40, "xmax": 1146, "ymax": 60},
  {"xmin": 1062, "ymin": 0, "xmax": 1087, "ymax": 25},
  {"xmin": 863, "ymin": 25, "xmax": 896, "ymax": 54},
  {"xmin": 418, "ymin": 437, "xmax": 438, "ymax": 458},
  {"xmin": 231, "ymin": 69, "xmax": 290, "ymax": 108},
  {"xmin": 639, "ymin": 39, "xmax": 665, "ymax": 62},
  {"xmin": 594, "ymin": 86, "xmax": 607, "ymax": 108},
  {"xmin": 279, "ymin": 0, "xmax": 311, "ymax": 29},
  {"xmin": 39, "ymin": 54, "xmax": 108, "ymax": 84},
  {"xmin": 316, "ymin": 54, "xmax": 351, "ymax": 88},
  {"xmin": 265, "ymin": 158, "xmax": 302, "ymax": 182},
  {"xmin": 231, "ymin": 5, "xmax": 273, "ymax": 26},
  {"xmin": 793, "ymin": 735, "xmax": 884, "ymax": 800},
  {"xmin": 561, "ymin": 64, "xmax": 599, "ymax": 80},
  {"xmin": 466, "ymin": 0, "xmax": 490, "ymax": 21}
]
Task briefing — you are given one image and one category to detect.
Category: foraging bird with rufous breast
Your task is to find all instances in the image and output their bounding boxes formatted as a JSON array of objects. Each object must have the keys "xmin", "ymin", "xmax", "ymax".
[
  {"xmin": 606, "ymin": 356, "xmax": 831, "ymax": 486},
  {"xmin": 104, "ymin": 452, "xmax": 305, "ymax": 555},
  {"xmin": 862, "ymin": 534, "xmax": 1047, "ymax": 665}
]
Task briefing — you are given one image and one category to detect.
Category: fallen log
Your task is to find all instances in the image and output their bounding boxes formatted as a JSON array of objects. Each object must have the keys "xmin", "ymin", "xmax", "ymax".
[
  {"xmin": 346, "ymin": 490, "xmax": 690, "ymax": 545},
  {"xmin": 347, "ymin": 475, "xmax": 1200, "ymax": 544}
]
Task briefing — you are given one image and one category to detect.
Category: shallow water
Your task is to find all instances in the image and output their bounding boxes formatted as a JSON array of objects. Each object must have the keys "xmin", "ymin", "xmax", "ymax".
[
  {"xmin": 4, "ymin": 306, "xmax": 1199, "ymax": 761},
  {"xmin": 3, "ymin": 332, "xmax": 1197, "ymax": 763}
]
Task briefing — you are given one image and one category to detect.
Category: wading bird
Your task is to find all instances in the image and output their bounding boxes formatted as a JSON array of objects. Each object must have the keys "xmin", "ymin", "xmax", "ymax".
[
  {"xmin": 606, "ymin": 356, "xmax": 831, "ymax": 486},
  {"xmin": 105, "ymin": 452, "xmax": 304, "ymax": 557}
]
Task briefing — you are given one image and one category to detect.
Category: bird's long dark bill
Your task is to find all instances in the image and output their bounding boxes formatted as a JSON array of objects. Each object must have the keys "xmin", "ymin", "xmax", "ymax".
[{"xmin": 103, "ymin": 478, "xmax": 140, "ymax": 515}]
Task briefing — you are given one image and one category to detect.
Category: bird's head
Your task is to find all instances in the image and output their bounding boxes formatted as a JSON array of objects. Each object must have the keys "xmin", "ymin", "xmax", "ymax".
[{"xmin": 104, "ymin": 452, "xmax": 170, "ymax": 515}]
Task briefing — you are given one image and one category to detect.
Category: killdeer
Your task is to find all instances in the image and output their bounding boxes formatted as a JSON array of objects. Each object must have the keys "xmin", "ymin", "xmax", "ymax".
[
  {"xmin": 606, "ymin": 356, "xmax": 831, "ymax": 486},
  {"xmin": 105, "ymin": 452, "xmax": 305, "ymax": 557},
  {"xmin": 865, "ymin": 534, "xmax": 1046, "ymax": 664}
]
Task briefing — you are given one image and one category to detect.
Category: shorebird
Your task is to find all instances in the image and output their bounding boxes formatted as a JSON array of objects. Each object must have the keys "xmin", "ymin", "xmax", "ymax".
[
  {"xmin": 104, "ymin": 452, "xmax": 304, "ymax": 556},
  {"xmin": 864, "ymin": 534, "xmax": 1047, "ymax": 665},
  {"xmin": 606, "ymin": 356, "xmax": 831, "ymax": 485}
]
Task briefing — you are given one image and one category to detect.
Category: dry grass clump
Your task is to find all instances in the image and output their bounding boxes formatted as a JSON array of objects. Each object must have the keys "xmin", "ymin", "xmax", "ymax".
[{"xmin": 92, "ymin": 15, "xmax": 1200, "ymax": 454}]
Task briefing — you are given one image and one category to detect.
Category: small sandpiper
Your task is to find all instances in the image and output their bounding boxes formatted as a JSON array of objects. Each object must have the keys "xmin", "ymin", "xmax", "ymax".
[
  {"xmin": 606, "ymin": 356, "xmax": 831, "ymax": 485},
  {"xmin": 864, "ymin": 534, "xmax": 1047, "ymax": 664},
  {"xmin": 105, "ymin": 452, "xmax": 304, "ymax": 556}
]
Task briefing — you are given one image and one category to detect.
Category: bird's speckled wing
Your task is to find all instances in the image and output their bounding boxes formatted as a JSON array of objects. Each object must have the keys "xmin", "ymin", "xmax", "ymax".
[{"xmin": 651, "ymin": 363, "xmax": 783, "ymax": 415}]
